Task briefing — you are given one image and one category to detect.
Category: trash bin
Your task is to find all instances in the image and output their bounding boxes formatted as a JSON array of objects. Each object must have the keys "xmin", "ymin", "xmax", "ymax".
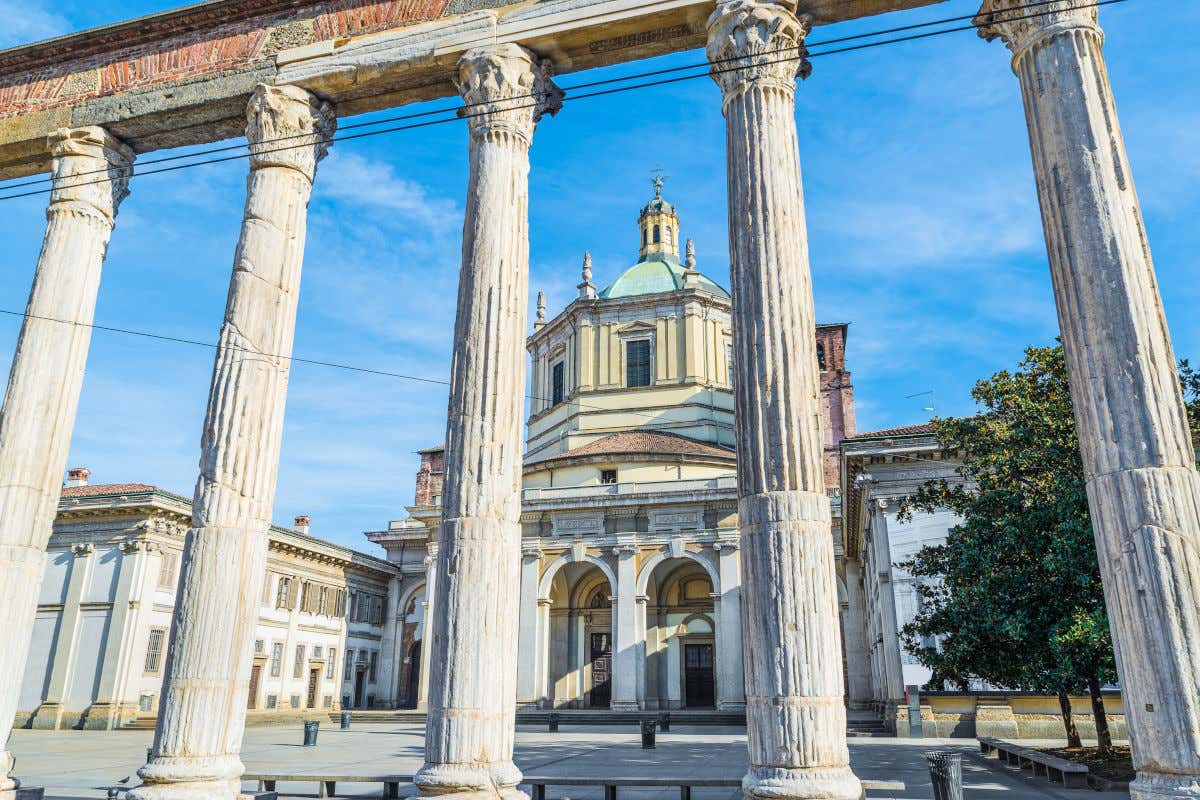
[
  {"xmin": 924, "ymin": 751, "xmax": 963, "ymax": 800},
  {"xmin": 340, "ymin": 711, "xmax": 352, "ymax": 730},
  {"xmin": 548, "ymin": 713, "xmax": 560, "ymax": 733},
  {"xmin": 640, "ymin": 718, "xmax": 657, "ymax": 749},
  {"xmin": 658, "ymin": 712, "xmax": 671, "ymax": 733},
  {"xmin": 303, "ymin": 720, "xmax": 320, "ymax": 746}
]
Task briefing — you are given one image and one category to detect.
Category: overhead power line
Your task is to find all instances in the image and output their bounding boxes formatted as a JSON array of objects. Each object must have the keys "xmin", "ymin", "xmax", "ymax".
[{"xmin": 0, "ymin": 0, "xmax": 1125, "ymax": 202}]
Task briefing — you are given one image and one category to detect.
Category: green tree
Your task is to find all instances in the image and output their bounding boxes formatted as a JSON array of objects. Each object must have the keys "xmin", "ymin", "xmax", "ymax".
[{"xmin": 898, "ymin": 345, "xmax": 1200, "ymax": 752}]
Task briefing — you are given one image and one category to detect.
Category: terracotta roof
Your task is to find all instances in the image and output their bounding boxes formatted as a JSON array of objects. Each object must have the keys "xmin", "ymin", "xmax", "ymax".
[
  {"xmin": 843, "ymin": 423, "xmax": 935, "ymax": 441},
  {"xmin": 538, "ymin": 430, "xmax": 735, "ymax": 463},
  {"xmin": 61, "ymin": 482, "xmax": 164, "ymax": 498}
]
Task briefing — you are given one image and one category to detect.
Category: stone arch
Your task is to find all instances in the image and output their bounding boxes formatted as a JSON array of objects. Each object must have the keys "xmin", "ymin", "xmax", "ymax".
[
  {"xmin": 636, "ymin": 548, "xmax": 719, "ymax": 596},
  {"xmin": 539, "ymin": 552, "xmax": 617, "ymax": 600}
]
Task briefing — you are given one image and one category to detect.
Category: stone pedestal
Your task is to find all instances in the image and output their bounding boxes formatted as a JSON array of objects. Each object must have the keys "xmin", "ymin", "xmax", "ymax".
[
  {"xmin": 128, "ymin": 84, "xmax": 333, "ymax": 800},
  {"xmin": 0, "ymin": 126, "xmax": 132, "ymax": 793},
  {"xmin": 414, "ymin": 43, "xmax": 559, "ymax": 800},
  {"xmin": 978, "ymin": 2, "xmax": 1200, "ymax": 798},
  {"xmin": 707, "ymin": 2, "xmax": 860, "ymax": 798}
]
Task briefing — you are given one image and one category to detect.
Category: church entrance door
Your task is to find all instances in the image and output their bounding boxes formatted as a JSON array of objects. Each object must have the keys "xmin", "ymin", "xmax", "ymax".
[
  {"xmin": 589, "ymin": 632, "xmax": 611, "ymax": 708},
  {"xmin": 684, "ymin": 643, "xmax": 715, "ymax": 708}
]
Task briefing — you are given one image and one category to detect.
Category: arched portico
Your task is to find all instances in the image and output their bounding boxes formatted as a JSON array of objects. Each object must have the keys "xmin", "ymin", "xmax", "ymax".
[
  {"xmin": 641, "ymin": 557, "xmax": 718, "ymax": 709},
  {"xmin": 541, "ymin": 561, "xmax": 614, "ymax": 708},
  {"xmin": 394, "ymin": 582, "xmax": 427, "ymax": 709}
]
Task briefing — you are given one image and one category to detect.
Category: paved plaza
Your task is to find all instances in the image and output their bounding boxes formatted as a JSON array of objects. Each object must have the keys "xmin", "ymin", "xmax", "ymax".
[{"xmin": 9, "ymin": 723, "xmax": 1128, "ymax": 800}]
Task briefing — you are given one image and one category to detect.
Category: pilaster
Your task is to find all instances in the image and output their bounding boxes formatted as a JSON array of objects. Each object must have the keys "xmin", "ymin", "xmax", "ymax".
[
  {"xmin": 610, "ymin": 541, "xmax": 641, "ymax": 710},
  {"xmin": 712, "ymin": 540, "xmax": 745, "ymax": 710}
]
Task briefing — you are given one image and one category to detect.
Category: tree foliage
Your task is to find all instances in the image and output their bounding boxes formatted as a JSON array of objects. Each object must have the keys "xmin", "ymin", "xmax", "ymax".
[{"xmin": 897, "ymin": 345, "xmax": 1199, "ymax": 747}]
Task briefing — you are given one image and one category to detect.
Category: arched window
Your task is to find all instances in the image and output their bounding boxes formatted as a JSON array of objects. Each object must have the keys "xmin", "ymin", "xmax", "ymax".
[
  {"xmin": 816, "ymin": 343, "xmax": 827, "ymax": 371},
  {"xmin": 642, "ymin": 228, "xmax": 648, "ymax": 246},
  {"xmin": 653, "ymin": 225, "xmax": 661, "ymax": 244},
  {"xmin": 665, "ymin": 226, "xmax": 673, "ymax": 246}
]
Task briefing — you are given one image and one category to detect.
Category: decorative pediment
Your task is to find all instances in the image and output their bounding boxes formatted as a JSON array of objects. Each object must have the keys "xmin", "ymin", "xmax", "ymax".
[{"xmin": 617, "ymin": 320, "xmax": 657, "ymax": 335}]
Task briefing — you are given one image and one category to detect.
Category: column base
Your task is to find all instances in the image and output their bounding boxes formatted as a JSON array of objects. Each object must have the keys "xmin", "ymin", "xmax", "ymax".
[
  {"xmin": 1, "ymin": 787, "xmax": 45, "ymax": 800},
  {"xmin": 413, "ymin": 762, "xmax": 526, "ymax": 800},
  {"xmin": 1131, "ymin": 771, "xmax": 1200, "ymax": 800},
  {"xmin": 27, "ymin": 702, "xmax": 64, "ymax": 730},
  {"xmin": 744, "ymin": 766, "xmax": 863, "ymax": 800},
  {"xmin": 128, "ymin": 754, "xmax": 245, "ymax": 800}
]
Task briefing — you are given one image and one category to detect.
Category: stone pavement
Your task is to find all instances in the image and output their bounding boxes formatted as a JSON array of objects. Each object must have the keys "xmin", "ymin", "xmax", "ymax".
[{"xmin": 8, "ymin": 723, "xmax": 1130, "ymax": 800}]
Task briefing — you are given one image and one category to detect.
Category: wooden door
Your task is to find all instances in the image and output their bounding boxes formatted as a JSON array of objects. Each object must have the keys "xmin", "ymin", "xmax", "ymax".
[
  {"xmin": 307, "ymin": 668, "xmax": 319, "ymax": 709},
  {"xmin": 247, "ymin": 665, "xmax": 261, "ymax": 710},
  {"xmin": 589, "ymin": 632, "xmax": 611, "ymax": 708},
  {"xmin": 684, "ymin": 643, "xmax": 715, "ymax": 708},
  {"xmin": 354, "ymin": 669, "xmax": 366, "ymax": 708}
]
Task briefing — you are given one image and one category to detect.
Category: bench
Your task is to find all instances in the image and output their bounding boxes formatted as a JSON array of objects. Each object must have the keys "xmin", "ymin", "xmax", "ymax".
[
  {"xmin": 978, "ymin": 738, "xmax": 1089, "ymax": 788},
  {"xmin": 243, "ymin": 774, "xmax": 905, "ymax": 799}
]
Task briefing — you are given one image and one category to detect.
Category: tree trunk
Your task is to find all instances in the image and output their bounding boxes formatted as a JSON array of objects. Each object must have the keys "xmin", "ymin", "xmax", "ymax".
[
  {"xmin": 1058, "ymin": 690, "xmax": 1082, "ymax": 748},
  {"xmin": 1087, "ymin": 673, "xmax": 1113, "ymax": 752}
]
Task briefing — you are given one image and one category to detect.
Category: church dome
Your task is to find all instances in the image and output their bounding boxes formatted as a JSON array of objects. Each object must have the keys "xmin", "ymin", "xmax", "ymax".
[{"xmin": 598, "ymin": 175, "xmax": 729, "ymax": 300}]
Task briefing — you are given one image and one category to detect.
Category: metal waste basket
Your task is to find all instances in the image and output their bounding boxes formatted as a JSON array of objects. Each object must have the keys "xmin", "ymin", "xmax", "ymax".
[
  {"xmin": 658, "ymin": 712, "xmax": 671, "ymax": 732},
  {"xmin": 340, "ymin": 711, "xmax": 352, "ymax": 729},
  {"xmin": 303, "ymin": 720, "xmax": 320, "ymax": 746},
  {"xmin": 548, "ymin": 712, "xmax": 560, "ymax": 732},
  {"xmin": 925, "ymin": 751, "xmax": 963, "ymax": 800},
  {"xmin": 640, "ymin": 718, "xmax": 657, "ymax": 749}
]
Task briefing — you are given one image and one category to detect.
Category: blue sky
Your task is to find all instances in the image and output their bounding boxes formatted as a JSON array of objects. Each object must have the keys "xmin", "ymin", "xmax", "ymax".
[{"xmin": 0, "ymin": 0, "xmax": 1196, "ymax": 550}]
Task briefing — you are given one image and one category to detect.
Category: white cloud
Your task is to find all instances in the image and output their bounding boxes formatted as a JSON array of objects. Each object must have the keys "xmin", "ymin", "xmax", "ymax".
[{"xmin": 0, "ymin": 0, "xmax": 69, "ymax": 47}]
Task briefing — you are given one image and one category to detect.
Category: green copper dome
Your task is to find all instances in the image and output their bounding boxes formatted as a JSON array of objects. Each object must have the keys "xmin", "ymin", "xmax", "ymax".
[{"xmin": 598, "ymin": 253, "xmax": 728, "ymax": 299}]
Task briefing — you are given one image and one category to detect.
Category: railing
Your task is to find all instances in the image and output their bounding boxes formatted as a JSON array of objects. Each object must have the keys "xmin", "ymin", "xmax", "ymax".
[{"xmin": 522, "ymin": 475, "xmax": 737, "ymax": 501}]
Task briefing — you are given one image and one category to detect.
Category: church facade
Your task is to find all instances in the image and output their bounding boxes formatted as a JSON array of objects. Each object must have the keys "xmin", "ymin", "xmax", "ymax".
[{"xmin": 14, "ymin": 187, "xmax": 956, "ymax": 728}]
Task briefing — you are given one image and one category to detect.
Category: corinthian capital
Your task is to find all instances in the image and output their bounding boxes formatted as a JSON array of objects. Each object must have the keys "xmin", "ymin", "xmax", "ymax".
[
  {"xmin": 456, "ymin": 43, "xmax": 563, "ymax": 142},
  {"xmin": 707, "ymin": 0, "xmax": 811, "ymax": 99},
  {"xmin": 246, "ymin": 83, "xmax": 337, "ymax": 179},
  {"xmin": 48, "ymin": 126, "xmax": 134, "ymax": 222},
  {"xmin": 975, "ymin": 0, "xmax": 1100, "ymax": 63}
]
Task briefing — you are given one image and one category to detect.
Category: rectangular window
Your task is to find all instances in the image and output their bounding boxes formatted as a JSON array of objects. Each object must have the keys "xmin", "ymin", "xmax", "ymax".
[
  {"xmin": 312, "ymin": 645, "xmax": 323, "ymax": 659},
  {"xmin": 344, "ymin": 649, "xmax": 354, "ymax": 680},
  {"xmin": 300, "ymin": 582, "xmax": 311, "ymax": 613},
  {"xmin": 266, "ymin": 694, "xmax": 278, "ymax": 710},
  {"xmin": 290, "ymin": 695, "xmax": 300, "ymax": 709},
  {"xmin": 157, "ymin": 551, "xmax": 177, "ymax": 589},
  {"xmin": 726, "ymin": 343, "xmax": 734, "ymax": 386},
  {"xmin": 551, "ymin": 361, "xmax": 565, "ymax": 406},
  {"xmin": 139, "ymin": 694, "xmax": 155, "ymax": 713},
  {"xmin": 275, "ymin": 577, "xmax": 290, "ymax": 609},
  {"xmin": 626, "ymin": 339, "xmax": 651, "ymax": 387},
  {"xmin": 293, "ymin": 644, "xmax": 305, "ymax": 678},
  {"xmin": 144, "ymin": 628, "xmax": 166, "ymax": 673},
  {"xmin": 369, "ymin": 651, "xmax": 378, "ymax": 682},
  {"xmin": 270, "ymin": 642, "xmax": 283, "ymax": 677},
  {"xmin": 323, "ymin": 695, "xmax": 332, "ymax": 708},
  {"xmin": 327, "ymin": 649, "xmax": 336, "ymax": 679},
  {"xmin": 600, "ymin": 469, "xmax": 617, "ymax": 485}
]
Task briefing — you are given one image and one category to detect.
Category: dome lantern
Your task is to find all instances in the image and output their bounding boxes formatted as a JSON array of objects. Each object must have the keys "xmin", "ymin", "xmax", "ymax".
[{"xmin": 637, "ymin": 172, "xmax": 679, "ymax": 261}]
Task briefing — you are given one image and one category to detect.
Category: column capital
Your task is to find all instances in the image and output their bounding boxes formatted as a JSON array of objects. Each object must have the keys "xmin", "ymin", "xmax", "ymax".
[
  {"xmin": 706, "ymin": 0, "xmax": 812, "ymax": 100},
  {"xmin": 48, "ymin": 126, "xmax": 134, "ymax": 222},
  {"xmin": 455, "ymin": 43, "xmax": 563, "ymax": 143},
  {"xmin": 246, "ymin": 83, "xmax": 336, "ymax": 179},
  {"xmin": 975, "ymin": 0, "xmax": 1100, "ymax": 64}
]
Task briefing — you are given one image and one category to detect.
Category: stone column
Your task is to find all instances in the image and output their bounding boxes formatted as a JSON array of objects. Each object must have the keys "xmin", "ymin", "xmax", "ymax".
[
  {"xmin": 610, "ymin": 542, "xmax": 640, "ymax": 710},
  {"xmin": 30, "ymin": 542, "xmax": 93, "ymax": 730},
  {"xmin": 417, "ymin": 550, "xmax": 437, "ymax": 712},
  {"xmin": 0, "ymin": 126, "xmax": 132, "ymax": 791},
  {"xmin": 977, "ymin": 2, "xmax": 1200, "ymax": 796},
  {"xmin": 378, "ymin": 576, "xmax": 402, "ymax": 708},
  {"xmin": 516, "ymin": 543, "xmax": 543, "ymax": 705},
  {"xmin": 870, "ymin": 503, "xmax": 904, "ymax": 704},
  {"xmin": 713, "ymin": 540, "xmax": 745, "ymax": 711},
  {"xmin": 841, "ymin": 559, "xmax": 872, "ymax": 709},
  {"xmin": 128, "ymin": 83, "xmax": 333, "ymax": 800},
  {"xmin": 536, "ymin": 598, "xmax": 552, "ymax": 706},
  {"xmin": 416, "ymin": 44, "xmax": 559, "ymax": 800},
  {"xmin": 707, "ymin": 2, "xmax": 860, "ymax": 798}
]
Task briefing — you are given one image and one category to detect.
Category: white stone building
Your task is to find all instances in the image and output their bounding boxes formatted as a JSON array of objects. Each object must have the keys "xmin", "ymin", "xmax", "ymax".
[{"xmin": 17, "ymin": 469, "xmax": 396, "ymax": 729}]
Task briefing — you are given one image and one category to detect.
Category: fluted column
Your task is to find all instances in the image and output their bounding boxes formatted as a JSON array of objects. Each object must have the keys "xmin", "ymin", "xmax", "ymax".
[
  {"xmin": 128, "ymin": 83, "xmax": 333, "ymax": 800},
  {"xmin": 0, "ymin": 126, "xmax": 132, "ymax": 792},
  {"xmin": 610, "ymin": 541, "xmax": 640, "ymax": 710},
  {"xmin": 416, "ymin": 43, "xmax": 560, "ymax": 800},
  {"xmin": 707, "ymin": 2, "xmax": 860, "ymax": 798},
  {"xmin": 978, "ymin": 2, "xmax": 1200, "ymax": 797}
]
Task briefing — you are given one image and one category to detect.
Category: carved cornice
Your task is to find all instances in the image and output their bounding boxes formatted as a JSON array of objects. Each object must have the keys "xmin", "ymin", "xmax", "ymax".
[
  {"xmin": 975, "ymin": 0, "xmax": 1100, "ymax": 65},
  {"xmin": 48, "ymin": 126, "xmax": 134, "ymax": 222},
  {"xmin": 706, "ymin": 0, "xmax": 811, "ymax": 100},
  {"xmin": 247, "ymin": 83, "xmax": 336, "ymax": 178},
  {"xmin": 455, "ymin": 43, "xmax": 563, "ymax": 144}
]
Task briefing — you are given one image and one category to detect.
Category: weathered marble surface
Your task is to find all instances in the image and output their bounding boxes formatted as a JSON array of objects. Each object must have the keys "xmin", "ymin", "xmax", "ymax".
[
  {"xmin": 0, "ymin": 125, "xmax": 132, "ymax": 793},
  {"xmin": 128, "ymin": 83, "xmax": 333, "ymax": 800},
  {"xmin": 977, "ymin": 1, "xmax": 1200, "ymax": 798},
  {"xmin": 707, "ymin": 2, "xmax": 860, "ymax": 798},
  {"xmin": 415, "ymin": 43, "xmax": 559, "ymax": 800}
]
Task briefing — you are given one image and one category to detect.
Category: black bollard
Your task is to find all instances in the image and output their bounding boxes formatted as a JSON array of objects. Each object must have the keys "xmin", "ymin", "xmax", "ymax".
[
  {"xmin": 548, "ymin": 712, "xmax": 560, "ymax": 733},
  {"xmin": 340, "ymin": 711, "xmax": 352, "ymax": 730},
  {"xmin": 640, "ymin": 718, "xmax": 657, "ymax": 749},
  {"xmin": 924, "ymin": 751, "xmax": 963, "ymax": 800},
  {"xmin": 303, "ymin": 720, "xmax": 320, "ymax": 746},
  {"xmin": 658, "ymin": 712, "xmax": 671, "ymax": 733}
]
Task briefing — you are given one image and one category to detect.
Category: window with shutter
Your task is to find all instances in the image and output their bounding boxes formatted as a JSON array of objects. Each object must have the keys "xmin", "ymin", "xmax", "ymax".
[
  {"xmin": 157, "ymin": 552, "xmax": 177, "ymax": 589},
  {"xmin": 275, "ymin": 577, "xmax": 289, "ymax": 609},
  {"xmin": 270, "ymin": 643, "xmax": 283, "ymax": 677},
  {"xmin": 551, "ymin": 361, "xmax": 564, "ymax": 406},
  {"xmin": 144, "ymin": 628, "xmax": 166, "ymax": 673},
  {"xmin": 293, "ymin": 644, "xmax": 305, "ymax": 678},
  {"xmin": 369, "ymin": 651, "xmax": 378, "ymax": 682},
  {"xmin": 327, "ymin": 649, "xmax": 336, "ymax": 679},
  {"xmin": 286, "ymin": 577, "xmax": 300, "ymax": 610},
  {"xmin": 344, "ymin": 649, "xmax": 354, "ymax": 680},
  {"xmin": 626, "ymin": 339, "xmax": 651, "ymax": 387}
]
